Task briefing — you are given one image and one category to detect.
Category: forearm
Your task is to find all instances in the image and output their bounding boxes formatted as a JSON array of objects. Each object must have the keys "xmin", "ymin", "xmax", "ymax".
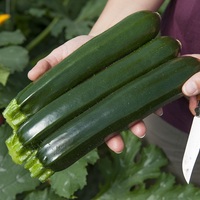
[{"xmin": 89, "ymin": 0, "xmax": 164, "ymax": 36}]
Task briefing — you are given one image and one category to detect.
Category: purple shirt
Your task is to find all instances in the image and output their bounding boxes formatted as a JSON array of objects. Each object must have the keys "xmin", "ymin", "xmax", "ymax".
[{"xmin": 160, "ymin": 0, "xmax": 200, "ymax": 133}]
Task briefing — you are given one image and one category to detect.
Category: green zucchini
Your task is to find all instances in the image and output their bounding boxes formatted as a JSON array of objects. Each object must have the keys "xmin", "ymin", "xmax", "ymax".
[
  {"xmin": 3, "ymin": 10, "xmax": 161, "ymax": 130},
  {"xmin": 17, "ymin": 36, "xmax": 181, "ymax": 148},
  {"xmin": 21, "ymin": 56, "xmax": 200, "ymax": 181}
]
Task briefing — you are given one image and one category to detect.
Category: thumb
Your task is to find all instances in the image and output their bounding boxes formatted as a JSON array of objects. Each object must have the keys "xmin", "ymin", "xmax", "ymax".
[
  {"xmin": 28, "ymin": 35, "xmax": 92, "ymax": 81},
  {"xmin": 182, "ymin": 72, "xmax": 200, "ymax": 97}
]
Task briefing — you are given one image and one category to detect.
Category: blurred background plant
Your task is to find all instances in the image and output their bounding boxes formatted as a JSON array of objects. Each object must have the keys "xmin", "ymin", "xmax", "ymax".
[{"xmin": 1, "ymin": 0, "xmax": 200, "ymax": 200}]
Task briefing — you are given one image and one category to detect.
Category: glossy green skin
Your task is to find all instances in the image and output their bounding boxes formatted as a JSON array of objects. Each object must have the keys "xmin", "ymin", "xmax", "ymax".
[
  {"xmin": 36, "ymin": 57, "xmax": 200, "ymax": 171},
  {"xmin": 16, "ymin": 11, "xmax": 160, "ymax": 116},
  {"xmin": 17, "ymin": 36, "xmax": 181, "ymax": 147}
]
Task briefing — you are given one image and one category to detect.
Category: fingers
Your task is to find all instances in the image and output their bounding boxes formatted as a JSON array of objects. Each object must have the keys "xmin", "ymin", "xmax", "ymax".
[
  {"xmin": 28, "ymin": 35, "xmax": 92, "ymax": 81},
  {"xmin": 105, "ymin": 133, "xmax": 124, "ymax": 154},
  {"xmin": 182, "ymin": 73, "xmax": 200, "ymax": 114},
  {"xmin": 129, "ymin": 120, "xmax": 146, "ymax": 138},
  {"xmin": 155, "ymin": 108, "xmax": 163, "ymax": 116},
  {"xmin": 182, "ymin": 54, "xmax": 200, "ymax": 96},
  {"xmin": 182, "ymin": 54, "xmax": 200, "ymax": 114},
  {"xmin": 28, "ymin": 56, "xmax": 56, "ymax": 81},
  {"xmin": 105, "ymin": 121, "xmax": 146, "ymax": 153},
  {"xmin": 184, "ymin": 54, "xmax": 200, "ymax": 61},
  {"xmin": 182, "ymin": 72, "xmax": 200, "ymax": 97}
]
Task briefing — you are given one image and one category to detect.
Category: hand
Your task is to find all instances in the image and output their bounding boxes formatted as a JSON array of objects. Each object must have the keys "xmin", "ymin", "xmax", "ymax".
[
  {"xmin": 105, "ymin": 108, "xmax": 163, "ymax": 153},
  {"xmin": 28, "ymin": 35, "xmax": 93, "ymax": 80},
  {"xmin": 28, "ymin": 35, "xmax": 129, "ymax": 153},
  {"xmin": 28, "ymin": 34, "xmax": 159, "ymax": 154},
  {"xmin": 105, "ymin": 121, "xmax": 147, "ymax": 153},
  {"xmin": 110, "ymin": 54, "xmax": 200, "ymax": 153},
  {"xmin": 182, "ymin": 54, "xmax": 200, "ymax": 115}
]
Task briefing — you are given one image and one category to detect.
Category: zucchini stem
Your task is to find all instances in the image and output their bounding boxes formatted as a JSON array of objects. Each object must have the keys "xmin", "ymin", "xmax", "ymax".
[
  {"xmin": 24, "ymin": 151, "xmax": 54, "ymax": 182},
  {"xmin": 6, "ymin": 131, "xmax": 54, "ymax": 182},
  {"xmin": 3, "ymin": 99, "xmax": 27, "ymax": 130},
  {"xmin": 6, "ymin": 131, "xmax": 33, "ymax": 164}
]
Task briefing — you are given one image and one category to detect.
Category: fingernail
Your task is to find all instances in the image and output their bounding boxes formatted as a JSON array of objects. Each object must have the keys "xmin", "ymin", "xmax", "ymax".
[
  {"xmin": 27, "ymin": 70, "xmax": 31, "ymax": 76},
  {"xmin": 156, "ymin": 108, "xmax": 163, "ymax": 116},
  {"xmin": 183, "ymin": 82, "xmax": 198, "ymax": 95},
  {"xmin": 27, "ymin": 69, "xmax": 34, "ymax": 77},
  {"xmin": 139, "ymin": 134, "xmax": 146, "ymax": 139},
  {"xmin": 115, "ymin": 150, "xmax": 123, "ymax": 154}
]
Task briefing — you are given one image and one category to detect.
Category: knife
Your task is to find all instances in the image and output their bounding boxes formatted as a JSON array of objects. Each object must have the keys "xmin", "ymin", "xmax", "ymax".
[{"xmin": 182, "ymin": 94, "xmax": 200, "ymax": 184}]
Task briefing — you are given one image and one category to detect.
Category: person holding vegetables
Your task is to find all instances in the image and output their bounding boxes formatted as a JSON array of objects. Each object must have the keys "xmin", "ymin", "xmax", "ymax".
[{"xmin": 28, "ymin": 0, "xmax": 200, "ymax": 185}]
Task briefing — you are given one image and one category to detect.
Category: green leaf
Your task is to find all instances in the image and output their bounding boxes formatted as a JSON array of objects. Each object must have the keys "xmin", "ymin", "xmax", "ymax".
[
  {"xmin": 51, "ymin": 0, "xmax": 107, "ymax": 39},
  {"xmin": 50, "ymin": 150, "xmax": 99, "ymax": 199},
  {"xmin": 0, "ymin": 124, "xmax": 40, "ymax": 200},
  {"xmin": 0, "ymin": 46, "xmax": 29, "ymax": 73},
  {"xmin": 36, "ymin": 0, "xmax": 68, "ymax": 17},
  {"xmin": 0, "ymin": 30, "xmax": 26, "ymax": 47},
  {"xmin": 51, "ymin": 18, "xmax": 70, "ymax": 37},
  {"xmin": 93, "ymin": 131, "xmax": 200, "ymax": 200},
  {"xmin": 0, "ymin": 64, "xmax": 10, "ymax": 85},
  {"xmin": 28, "ymin": 8, "xmax": 46, "ymax": 18},
  {"xmin": 130, "ymin": 173, "xmax": 200, "ymax": 200},
  {"xmin": 51, "ymin": 18, "xmax": 91, "ymax": 39},
  {"xmin": 65, "ymin": 20, "xmax": 92, "ymax": 39},
  {"xmin": 24, "ymin": 188, "xmax": 66, "ymax": 200},
  {"xmin": 94, "ymin": 131, "xmax": 167, "ymax": 200}
]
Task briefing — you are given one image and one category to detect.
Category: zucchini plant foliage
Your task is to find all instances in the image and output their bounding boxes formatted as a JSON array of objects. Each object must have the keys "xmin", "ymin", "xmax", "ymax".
[
  {"xmin": 1, "ymin": 124, "xmax": 200, "ymax": 200},
  {"xmin": 0, "ymin": 0, "xmax": 200, "ymax": 199}
]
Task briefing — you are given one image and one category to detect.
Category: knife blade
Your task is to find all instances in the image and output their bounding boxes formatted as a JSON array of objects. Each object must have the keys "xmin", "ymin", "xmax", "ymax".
[{"xmin": 182, "ymin": 95, "xmax": 200, "ymax": 184}]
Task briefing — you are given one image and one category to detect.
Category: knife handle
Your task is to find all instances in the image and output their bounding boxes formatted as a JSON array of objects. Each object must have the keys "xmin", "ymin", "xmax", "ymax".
[{"xmin": 195, "ymin": 94, "xmax": 200, "ymax": 116}]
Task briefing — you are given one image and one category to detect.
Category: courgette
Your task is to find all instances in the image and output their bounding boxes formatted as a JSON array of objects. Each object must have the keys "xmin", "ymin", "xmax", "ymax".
[
  {"xmin": 17, "ymin": 36, "xmax": 181, "ymax": 148},
  {"xmin": 9, "ymin": 56, "xmax": 200, "ymax": 182},
  {"xmin": 3, "ymin": 11, "xmax": 161, "ymax": 130}
]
